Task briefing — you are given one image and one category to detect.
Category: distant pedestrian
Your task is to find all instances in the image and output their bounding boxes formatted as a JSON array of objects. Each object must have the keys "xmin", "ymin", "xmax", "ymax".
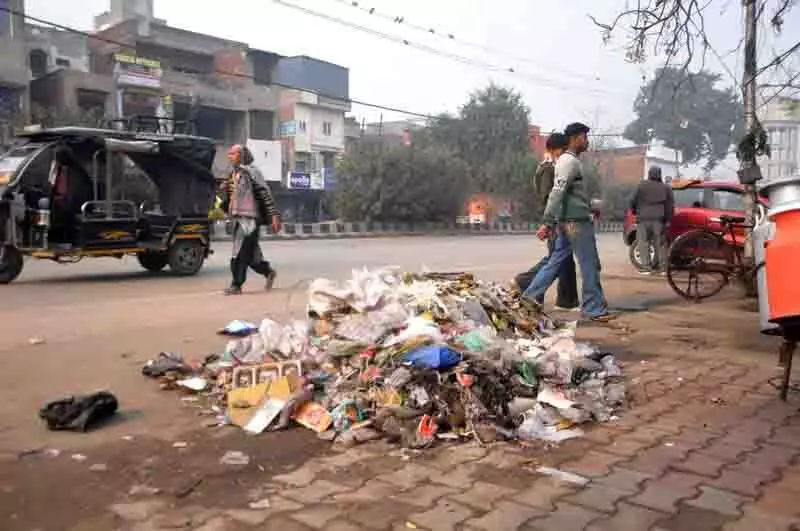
[
  {"xmin": 515, "ymin": 133, "xmax": 579, "ymax": 310},
  {"xmin": 524, "ymin": 122, "xmax": 614, "ymax": 322},
  {"xmin": 631, "ymin": 166, "xmax": 674, "ymax": 274},
  {"xmin": 220, "ymin": 144, "xmax": 281, "ymax": 295}
]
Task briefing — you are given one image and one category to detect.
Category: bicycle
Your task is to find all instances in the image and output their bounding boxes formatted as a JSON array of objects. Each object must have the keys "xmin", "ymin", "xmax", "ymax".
[{"xmin": 665, "ymin": 215, "xmax": 761, "ymax": 301}]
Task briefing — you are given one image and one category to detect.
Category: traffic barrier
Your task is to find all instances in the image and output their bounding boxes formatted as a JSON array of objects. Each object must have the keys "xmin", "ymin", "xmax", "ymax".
[{"xmin": 211, "ymin": 221, "xmax": 625, "ymax": 241}]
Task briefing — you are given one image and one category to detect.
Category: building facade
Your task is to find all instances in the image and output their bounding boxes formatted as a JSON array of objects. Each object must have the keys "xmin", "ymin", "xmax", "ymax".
[
  {"xmin": 0, "ymin": 0, "xmax": 29, "ymax": 148},
  {"xmin": 22, "ymin": 0, "xmax": 350, "ymax": 221},
  {"xmin": 758, "ymin": 92, "xmax": 799, "ymax": 181},
  {"xmin": 584, "ymin": 141, "xmax": 682, "ymax": 187}
]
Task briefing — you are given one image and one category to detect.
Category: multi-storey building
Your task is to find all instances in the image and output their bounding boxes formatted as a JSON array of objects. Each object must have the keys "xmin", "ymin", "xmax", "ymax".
[
  {"xmin": 0, "ymin": 0, "xmax": 28, "ymax": 148},
  {"xmin": 758, "ymin": 91, "xmax": 799, "ymax": 181}
]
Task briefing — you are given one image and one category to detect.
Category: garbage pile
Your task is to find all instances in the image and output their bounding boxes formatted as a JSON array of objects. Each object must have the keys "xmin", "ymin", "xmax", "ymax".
[{"xmin": 142, "ymin": 269, "xmax": 625, "ymax": 447}]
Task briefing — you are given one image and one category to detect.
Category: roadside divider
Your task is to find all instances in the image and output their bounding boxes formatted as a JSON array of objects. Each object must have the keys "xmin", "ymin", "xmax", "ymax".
[{"xmin": 211, "ymin": 221, "xmax": 624, "ymax": 241}]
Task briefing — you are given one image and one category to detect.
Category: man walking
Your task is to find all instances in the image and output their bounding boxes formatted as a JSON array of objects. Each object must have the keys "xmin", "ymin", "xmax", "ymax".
[
  {"xmin": 631, "ymin": 166, "xmax": 674, "ymax": 274},
  {"xmin": 515, "ymin": 133, "xmax": 579, "ymax": 310},
  {"xmin": 220, "ymin": 144, "xmax": 281, "ymax": 295},
  {"xmin": 523, "ymin": 122, "xmax": 614, "ymax": 322}
]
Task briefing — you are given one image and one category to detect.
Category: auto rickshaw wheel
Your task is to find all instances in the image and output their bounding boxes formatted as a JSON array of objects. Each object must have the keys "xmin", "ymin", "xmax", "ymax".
[
  {"xmin": 168, "ymin": 240, "xmax": 205, "ymax": 276},
  {"xmin": 0, "ymin": 245, "xmax": 24, "ymax": 284},
  {"xmin": 137, "ymin": 251, "xmax": 169, "ymax": 272}
]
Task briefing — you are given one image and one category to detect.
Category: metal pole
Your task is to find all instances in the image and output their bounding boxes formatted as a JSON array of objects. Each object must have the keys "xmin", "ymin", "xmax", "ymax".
[{"xmin": 741, "ymin": 0, "xmax": 758, "ymax": 262}]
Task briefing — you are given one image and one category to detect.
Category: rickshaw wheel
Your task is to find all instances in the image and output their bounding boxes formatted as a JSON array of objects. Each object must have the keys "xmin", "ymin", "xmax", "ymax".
[
  {"xmin": 137, "ymin": 251, "xmax": 169, "ymax": 272},
  {"xmin": 0, "ymin": 245, "xmax": 24, "ymax": 284},
  {"xmin": 168, "ymin": 240, "xmax": 205, "ymax": 276}
]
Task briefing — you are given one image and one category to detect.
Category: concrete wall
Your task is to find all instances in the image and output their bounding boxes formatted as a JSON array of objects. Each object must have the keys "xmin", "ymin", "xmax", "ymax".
[
  {"xmin": 584, "ymin": 146, "xmax": 648, "ymax": 186},
  {"xmin": 25, "ymin": 25, "xmax": 90, "ymax": 75}
]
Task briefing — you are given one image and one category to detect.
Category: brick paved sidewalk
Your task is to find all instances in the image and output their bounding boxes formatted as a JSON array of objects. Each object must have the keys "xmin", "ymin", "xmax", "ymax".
[{"xmin": 107, "ymin": 356, "xmax": 800, "ymax": 531}]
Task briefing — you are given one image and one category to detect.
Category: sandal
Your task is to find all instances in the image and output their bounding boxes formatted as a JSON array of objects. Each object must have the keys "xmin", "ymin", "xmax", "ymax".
[{"xmin": 586, "ymin": 312, "xmax": 617, "ymax": 323}]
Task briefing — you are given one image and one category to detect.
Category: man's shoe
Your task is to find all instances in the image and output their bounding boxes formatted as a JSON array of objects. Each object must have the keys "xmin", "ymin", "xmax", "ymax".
[
  {"xmin": 265, "ymin": 269, "xmax": 277, "ymax": 291},
  {"xmin": 554, "ymin": 305, "xmax": 580, "ymax": 312},
  {"xmin": 638, "ymin": 270, "xmax": 653, "ymax": 276},
  {"xmin": 585, "ymin": 312, "xmax": 618, "ymax": 323},
  {"xmin": 224, "ymin": 286, "xmax": 243, "ymax": 296}
]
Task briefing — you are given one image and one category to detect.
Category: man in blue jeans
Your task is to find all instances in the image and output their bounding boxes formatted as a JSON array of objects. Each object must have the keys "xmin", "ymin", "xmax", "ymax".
[{"xmin": 523, "ymin": 122, "xmax": 615, "ymax": 322}]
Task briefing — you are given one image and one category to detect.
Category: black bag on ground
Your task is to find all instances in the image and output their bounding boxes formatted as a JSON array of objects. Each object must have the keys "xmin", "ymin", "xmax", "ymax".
[{"xmin": 39, "ymin": 391, "xmax": 119, "ymax": 432}]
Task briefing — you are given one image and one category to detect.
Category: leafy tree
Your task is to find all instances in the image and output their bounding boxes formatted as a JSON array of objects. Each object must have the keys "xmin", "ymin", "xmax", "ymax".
[
  {"xmin": 331, "ymin": 138, "xmax": 468, "ymax": 223},
  {"xmin": 624, "ymin": 68, "xmax": 743, "ymax": 170},
  {"xmin": 424, "ymin": 84, "xmax": 532, "ymax": 195}
]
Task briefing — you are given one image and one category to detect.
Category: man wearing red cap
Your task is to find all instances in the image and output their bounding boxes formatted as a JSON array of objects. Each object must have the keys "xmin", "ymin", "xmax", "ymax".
[{"xmin": 220, "ymin": 144, "xmax": 281, "ymax": 295}]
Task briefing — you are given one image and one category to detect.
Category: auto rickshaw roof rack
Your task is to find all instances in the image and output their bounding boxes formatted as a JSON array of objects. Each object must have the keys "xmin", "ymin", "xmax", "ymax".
[{"xmin": 100, "ymin": 115, "xmax": 197, "ymax": 136}]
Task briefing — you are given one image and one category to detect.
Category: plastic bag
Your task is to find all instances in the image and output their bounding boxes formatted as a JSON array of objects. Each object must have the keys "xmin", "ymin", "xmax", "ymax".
[
  {"xmin": 384, "ymin": 316, "xmax": 443, "ymax": 347},
  {"xmin": 39, "ymin": 391, "xmax": 119, "ymax": 432},
  {"xmin": 218, "ymin": 320, "xmax": 259, "ymax": 337},
  {"xmin": 403, "ymin": 345, "xmax": 461, "ymax": 370}
]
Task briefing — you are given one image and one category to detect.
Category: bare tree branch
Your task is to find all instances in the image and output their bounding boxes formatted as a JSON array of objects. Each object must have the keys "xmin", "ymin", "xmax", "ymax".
[
  {"xmin": 771, "ymin": 0, "xmax": 797, "ymax": 30},
  {"xmin": 593, "ymin": 0, "xmax": 798, "ymax": 97},
  {"xmin": 756, "ymin": 39, "xmax": 800, "ymax": 76}
]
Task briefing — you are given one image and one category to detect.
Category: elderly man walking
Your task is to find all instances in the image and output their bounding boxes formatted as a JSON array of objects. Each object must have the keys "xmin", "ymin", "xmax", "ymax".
[{"xmin": 220, "ymin": 144, "xmax": 282, "ymax": 295}]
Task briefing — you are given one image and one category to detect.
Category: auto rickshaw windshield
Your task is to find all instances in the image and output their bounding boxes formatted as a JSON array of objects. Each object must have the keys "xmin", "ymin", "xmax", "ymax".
[{"xmin": 0, "ymin": 145, "xmax": 40, "ymax": 188}]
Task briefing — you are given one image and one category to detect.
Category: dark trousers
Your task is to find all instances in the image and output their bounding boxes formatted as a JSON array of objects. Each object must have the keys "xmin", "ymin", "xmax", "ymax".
[
  {"xmin": 637, "ymin": 219, "xmax": 666, "ymax": 272},
  {"xmin": 524, "ymin": 232, "xmax": 580, "ymax": 309},
  {"xmin": 230, "ymin": 228, "xmax": 272, "ymax": 288}
]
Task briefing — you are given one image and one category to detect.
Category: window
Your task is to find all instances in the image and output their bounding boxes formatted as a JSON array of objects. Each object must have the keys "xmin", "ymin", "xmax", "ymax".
[
  {"xmin": 322, "ymin": 121, "xmax": 332, "ymax": 136},
  {"xmin": 710, "ymin": 189, "xmax": 744, "ymax": 211},
  {"xmin": 55, "ymin": 57, "xmax": 71, "ymax": 68},
  {"xmin": 673, "ymin": 188, "xmax": 705, "ymax": 208}
]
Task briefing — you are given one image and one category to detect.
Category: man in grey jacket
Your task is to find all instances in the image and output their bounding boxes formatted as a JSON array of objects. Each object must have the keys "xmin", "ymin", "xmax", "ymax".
[
  {"xmin": 524, "ymin": 122, "xmax": 614, "ymax": 322},
  {"xmin": 631, "ymin": 166, "xmax": 674, "ymax": 274}
]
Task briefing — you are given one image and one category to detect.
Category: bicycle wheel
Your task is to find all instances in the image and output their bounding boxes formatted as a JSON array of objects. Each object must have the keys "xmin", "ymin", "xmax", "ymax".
[{"xmin": 666, "ymin": 229, "xmax": 734, "ymax": 301}]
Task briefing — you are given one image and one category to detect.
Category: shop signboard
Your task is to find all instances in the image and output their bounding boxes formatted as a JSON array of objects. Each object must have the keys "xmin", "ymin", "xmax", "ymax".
[
  {"xmin": 280, "ymin": 121, "xmax": 297, "ymax": 137},
  {"xmin": 114, "ymin": 53, "xmax": 162, "ymax": 89},
  {"xmin": 287, "ymin": 171, "xmax": 325, "ymax": 190}
]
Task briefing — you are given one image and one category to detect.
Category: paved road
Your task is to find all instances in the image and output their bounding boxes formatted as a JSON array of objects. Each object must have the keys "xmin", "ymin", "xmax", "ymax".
[{"xmin": 0, "ymin": 234, "xmax": 634, "ymax": 453}]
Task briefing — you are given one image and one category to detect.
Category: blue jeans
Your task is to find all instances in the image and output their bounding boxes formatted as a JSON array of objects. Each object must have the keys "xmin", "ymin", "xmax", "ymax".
[
  {"xmin": 523, "ymin": 221, "xmax": 608, "ymax": 317},
  {"xmin": 525, "ymin": 234, "xmax": 579, "ymax": 309}
]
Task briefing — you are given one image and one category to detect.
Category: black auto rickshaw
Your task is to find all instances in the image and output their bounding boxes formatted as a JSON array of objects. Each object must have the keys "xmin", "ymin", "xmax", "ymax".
[{"xmin": 0, "ymin": 126, "xmax": 217, "ymax": 284}]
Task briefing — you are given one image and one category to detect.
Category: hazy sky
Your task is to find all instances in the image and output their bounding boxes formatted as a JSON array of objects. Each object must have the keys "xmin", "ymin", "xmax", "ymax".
[{"xmin": 24, "ymin": 0, "xmax": 799, "ymax": 176}]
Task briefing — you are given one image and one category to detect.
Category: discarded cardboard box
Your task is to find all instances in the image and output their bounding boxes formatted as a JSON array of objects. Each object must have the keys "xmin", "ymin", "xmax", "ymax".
[{"xmin": 293, "ymin": 402, "xmax": 333, "ymax": 433}]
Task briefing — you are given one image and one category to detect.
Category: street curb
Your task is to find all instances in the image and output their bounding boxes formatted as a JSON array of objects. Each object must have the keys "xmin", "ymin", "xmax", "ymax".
[{"xmin": 211, "ymin": 222, "xmax": 625, "ymax": 242}]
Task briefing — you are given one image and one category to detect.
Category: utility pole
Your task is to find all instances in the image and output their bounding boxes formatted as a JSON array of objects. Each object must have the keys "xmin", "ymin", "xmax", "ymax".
[{"xmin": 740, "ymin": 0, "xmax": 760, "ymax": 263}]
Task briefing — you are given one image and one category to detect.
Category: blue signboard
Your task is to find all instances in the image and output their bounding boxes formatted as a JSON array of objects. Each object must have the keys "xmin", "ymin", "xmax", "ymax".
[
  {"xmin": 288, "ymin": 171, "xmax": 311, "ymax": 189},
  {"xmin": 280, "ymin": 121, "xmax": 297, "ymax": 137}
]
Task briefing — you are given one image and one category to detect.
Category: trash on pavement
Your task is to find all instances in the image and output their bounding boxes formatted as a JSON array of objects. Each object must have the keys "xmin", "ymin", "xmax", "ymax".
[
  {"xmin": 249, "ymin": 498, "xmax": 271, "ymax": 510},
  {"xmin": 177, "ymin": 377, "xmax": 209, "ymax": 392},
  {"xmin": 39, "ymin": 391, "xmax": 119, "ymax": 432},
  {"xmin": 536, "ymin": 466, "xmax": 590, "ymax": 486},
  {"xmin": 219, "ymin": 451, "xmax": 250, "ymax": 466},
  {"xmin": 141, "ymin": 269, "xmax": 626, "ymax": 448}
]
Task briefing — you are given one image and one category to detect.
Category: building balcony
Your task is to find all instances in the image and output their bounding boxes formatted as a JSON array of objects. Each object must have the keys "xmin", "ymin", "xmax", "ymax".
[{"xmin": 161, "ymin": 70, "xmax": 277, "ymax": 111}]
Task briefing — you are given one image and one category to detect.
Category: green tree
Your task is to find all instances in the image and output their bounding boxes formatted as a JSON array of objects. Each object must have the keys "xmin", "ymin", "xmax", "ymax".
[
  {"xmin": 331, "ymin": 138, "xmax": 468, "ymax": 223},
  {"xmin": 624, "ymin": 68, "xmax": 743, "ymax": 171},
  {"xmin": 425, "ymin": 84, "xmax": 532, "ymax": 194}
]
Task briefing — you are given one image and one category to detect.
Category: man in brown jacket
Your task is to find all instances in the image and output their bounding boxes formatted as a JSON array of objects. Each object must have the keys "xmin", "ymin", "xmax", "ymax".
[{"xmin": 220, "ymin": 144, "xmax": 282, "ymax": 295}]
